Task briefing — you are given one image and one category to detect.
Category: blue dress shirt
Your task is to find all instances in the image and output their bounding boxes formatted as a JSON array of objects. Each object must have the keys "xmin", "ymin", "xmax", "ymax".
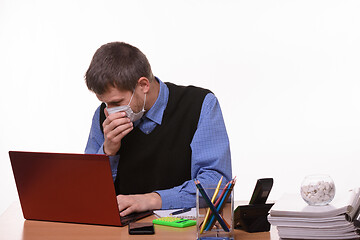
[{"xmin": 85, "ymin": 78, "xmax": 232, "ymax": 209}]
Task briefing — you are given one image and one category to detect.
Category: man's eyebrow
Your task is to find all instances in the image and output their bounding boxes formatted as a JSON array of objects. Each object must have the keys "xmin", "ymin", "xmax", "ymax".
[
  {"xmin": 108, "ymin": 100, "xmax": 122, "ymax": 104},
  {"xmin": 107, "ymin": 97, "xmax": 125, "ymax": 105}
]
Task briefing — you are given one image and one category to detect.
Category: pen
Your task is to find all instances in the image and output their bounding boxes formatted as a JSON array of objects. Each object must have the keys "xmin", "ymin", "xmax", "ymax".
[{"xmin": 170, "ymin": 207, "xmax": 191, "ymax": 216}]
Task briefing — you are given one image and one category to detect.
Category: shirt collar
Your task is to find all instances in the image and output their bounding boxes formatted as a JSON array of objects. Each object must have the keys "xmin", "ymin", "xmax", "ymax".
[{"xmin": 144, "ymin": 77, "xmax": 169, "ymax": 125}]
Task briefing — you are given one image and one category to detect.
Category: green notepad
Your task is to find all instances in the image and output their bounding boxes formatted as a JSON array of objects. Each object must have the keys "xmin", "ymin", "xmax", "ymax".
[{"xmin": 153, "ymin": 217, "xmax": 196, "ymax": 228}]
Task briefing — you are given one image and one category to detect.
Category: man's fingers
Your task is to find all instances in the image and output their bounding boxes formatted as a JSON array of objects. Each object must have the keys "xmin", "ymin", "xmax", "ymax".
[
  {"xmin": 116, "ymin": 193, "xmax": 162, "ymax": 217},
  {"xmin": 102, "ymin": 112, "xmax": 127, "ymax": 130},
  {"xmin": 117, "ymin": 202, "xmax": 130, "ymax": 213},
  {"xmin": 119, "ymin": 207, "xmax": 135, "ymax": 217},
  {"xmin": 105, "ymin": 122, "xmax": 133, "ymax": 140},
  {"xmin": 117, "ymin": 195, "xmax": 135, "ymax": 216},
  {"xmin": 103, "ymin": 117, "xmax": 131, "ymax": 136}
]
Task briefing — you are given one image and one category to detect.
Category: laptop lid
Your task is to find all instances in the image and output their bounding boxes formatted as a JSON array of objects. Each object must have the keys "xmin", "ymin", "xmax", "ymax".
[{"xmin": 9, "ymin": 151, "xmax": 151, "ymax": 227}]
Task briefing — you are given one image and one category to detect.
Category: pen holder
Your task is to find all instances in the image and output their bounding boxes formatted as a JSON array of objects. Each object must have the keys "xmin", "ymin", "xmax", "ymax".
[
  {"xmin": 196, "ymin": 187, "xmax": 234, "ymax": 240},
  {"xmin": 233, "ymin": 203, "xmax": 274, "ymax": 233}
]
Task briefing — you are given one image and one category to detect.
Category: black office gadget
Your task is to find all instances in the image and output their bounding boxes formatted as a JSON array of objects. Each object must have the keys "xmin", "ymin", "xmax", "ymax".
[
  {"xmin": 128, "ymin": 222, "xmax": 155, "ymax": 235},
  {"xmin": 249, "ymin": 178, "xmax": 273, "ymax": 205},
  {"xmin": 234, "ymin": 178, "xmax": 274, "ymax": 233}
]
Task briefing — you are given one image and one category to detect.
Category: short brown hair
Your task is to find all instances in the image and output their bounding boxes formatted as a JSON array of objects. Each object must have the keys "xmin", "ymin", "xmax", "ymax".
[{"xmin": 85, "ymin": 42, "xmax": 154, "ymax": 94}]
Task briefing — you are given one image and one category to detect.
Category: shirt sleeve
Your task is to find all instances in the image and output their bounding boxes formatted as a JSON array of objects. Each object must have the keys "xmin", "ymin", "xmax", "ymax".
[
  {"xmin": 156, "ymin": 93, "xmax": 232, "ymax": 209},
  {"xmin": 85, "ymin": 105, "xmax": 120, "ymax": 181}
]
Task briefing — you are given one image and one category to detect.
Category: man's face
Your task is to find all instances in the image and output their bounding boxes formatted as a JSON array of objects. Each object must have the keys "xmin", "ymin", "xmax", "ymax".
[{"xmin": 96, "ymin": 86, "xmax": 143, "ymax": 113}]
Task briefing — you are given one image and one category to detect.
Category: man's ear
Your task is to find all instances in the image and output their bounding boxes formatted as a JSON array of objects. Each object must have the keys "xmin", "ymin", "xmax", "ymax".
[{"xmin": 137, "ymin": 77, "xmax": 150, "ymax": 94}]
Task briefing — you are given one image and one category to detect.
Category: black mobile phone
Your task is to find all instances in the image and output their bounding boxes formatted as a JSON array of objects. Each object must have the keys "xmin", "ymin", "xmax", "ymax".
[
  {"xmin": 128, "ymin": 222, "xmax": 155, "ymax": 235},
  {"xmin": 249, "ymin": 178, "xmax": 273, "ymax": 205}
]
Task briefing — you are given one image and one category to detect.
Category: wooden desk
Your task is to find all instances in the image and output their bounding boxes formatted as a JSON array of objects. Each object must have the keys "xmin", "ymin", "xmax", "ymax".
[{"xmin": 0, "ymin": 202, "xmax": 279, "ymax": 240}]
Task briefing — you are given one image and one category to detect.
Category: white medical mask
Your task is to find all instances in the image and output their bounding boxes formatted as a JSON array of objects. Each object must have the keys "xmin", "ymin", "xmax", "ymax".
[{"xmin": 106, "ymin": 90, "xmax": 146, "ymax": 122}]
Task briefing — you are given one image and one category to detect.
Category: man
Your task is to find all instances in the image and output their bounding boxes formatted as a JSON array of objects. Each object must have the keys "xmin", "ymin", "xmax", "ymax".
[{"xmin": 84, "ymin": 42, "xmax": 232, "ymax": 217}]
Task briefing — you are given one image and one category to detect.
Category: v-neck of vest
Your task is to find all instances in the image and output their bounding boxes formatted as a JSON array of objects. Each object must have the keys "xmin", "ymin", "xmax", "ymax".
[{"xmin": 132, "ymin": 112, "xmax": 172, "ymax": 138}]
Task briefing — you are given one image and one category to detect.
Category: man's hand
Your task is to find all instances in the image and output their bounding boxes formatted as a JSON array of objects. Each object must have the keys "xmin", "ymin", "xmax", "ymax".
[
  {"xmin": 102, "ymin": 109, "xmax": 133, "ymax": 156},
  {"xmin": 116, "ymin": 192, "xmax": 162, "ymax": 217}
]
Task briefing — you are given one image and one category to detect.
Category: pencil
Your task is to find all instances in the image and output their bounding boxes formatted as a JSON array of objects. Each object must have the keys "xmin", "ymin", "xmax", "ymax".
[
  {"xmin": 200, "ymin": 176, "xmax": 223, "ymax": 234},
  {"xmin": 194, "ymin": 180, "xmax": 230, "ymax": 232}
]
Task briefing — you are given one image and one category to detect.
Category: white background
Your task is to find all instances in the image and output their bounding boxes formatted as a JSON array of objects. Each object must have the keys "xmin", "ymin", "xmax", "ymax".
[{"xmin": 1, "ymin": 0, "xmax": 359, "ymax": 215}]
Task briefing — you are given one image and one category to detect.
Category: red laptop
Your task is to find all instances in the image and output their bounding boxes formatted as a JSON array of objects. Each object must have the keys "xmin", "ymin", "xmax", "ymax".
[{"xmin": 9, "ymin": 151, "xmax": 152, "ymax": 226}]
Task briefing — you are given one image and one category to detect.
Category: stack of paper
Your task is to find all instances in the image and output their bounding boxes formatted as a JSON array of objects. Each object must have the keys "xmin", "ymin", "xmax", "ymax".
[{"xmin": 268, "ymin": 188, "xmax": 360, "ymax": 240}]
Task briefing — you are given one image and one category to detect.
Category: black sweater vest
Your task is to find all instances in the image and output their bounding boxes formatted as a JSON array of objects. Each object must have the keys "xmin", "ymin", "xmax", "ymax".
[{"xmin": 100, "ymin": 82, "xmax": 211, "ymax": 195}]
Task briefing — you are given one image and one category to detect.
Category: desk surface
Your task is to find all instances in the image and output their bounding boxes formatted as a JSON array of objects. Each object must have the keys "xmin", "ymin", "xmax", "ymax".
[{"xmin": 0, "ymin": 202, "xmax": 279, "ymax": 240}]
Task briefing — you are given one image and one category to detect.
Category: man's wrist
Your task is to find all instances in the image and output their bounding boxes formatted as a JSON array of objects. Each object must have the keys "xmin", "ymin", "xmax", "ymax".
[
  {"xmin": 147, "ymin": 192, "xmax": 162, "ymax": 210},
  {"xmin": 103, "ymin": 145, "xmax": 116, "ymax": 156}
]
